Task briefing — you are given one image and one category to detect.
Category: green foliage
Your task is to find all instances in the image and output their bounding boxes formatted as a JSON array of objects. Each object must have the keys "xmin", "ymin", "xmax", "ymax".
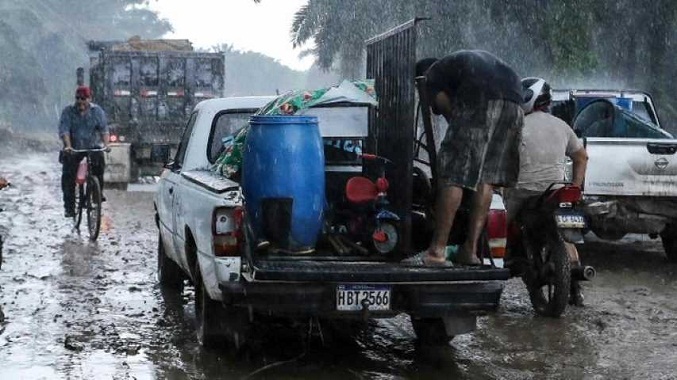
[{"xmin": 291, "ymin": 0, "xmax": 677, "ymax": 131}]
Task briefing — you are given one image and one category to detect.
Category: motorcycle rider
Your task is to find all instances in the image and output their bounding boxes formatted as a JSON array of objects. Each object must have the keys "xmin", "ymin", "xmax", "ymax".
[
  {"xmin": 59, "ymin": 86, "xmax": 110, "ymax": 218},
  {"xmin": 504, "ymin": 77, "xmax": 589, "ymax": 305}
]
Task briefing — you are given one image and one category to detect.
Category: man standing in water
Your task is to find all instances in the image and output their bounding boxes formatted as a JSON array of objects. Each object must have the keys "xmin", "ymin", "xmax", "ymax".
[
  {"xmin": 59, "ymin": 86, "xmax": 109, "ymax": 218},
  {"xmin": 405, "ymin": 50, "xmax": 523, "ymax": 266}
]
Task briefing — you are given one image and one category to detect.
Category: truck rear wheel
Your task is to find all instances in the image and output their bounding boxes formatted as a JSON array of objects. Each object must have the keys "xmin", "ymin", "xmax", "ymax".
[
  {"xmin": 157, "ymin": 232, "xmax": 184, "ymax": 290},
  {"xmin": 660, "ymin": 224, "xmax": 677, "ymax": 262},
  {"xmin": 410, "ymin": 317, "xmax": 453, "ymax": 346},
  {"xmin": 194, "ymin": 261, "xmax": 251, "ymax": 350}
]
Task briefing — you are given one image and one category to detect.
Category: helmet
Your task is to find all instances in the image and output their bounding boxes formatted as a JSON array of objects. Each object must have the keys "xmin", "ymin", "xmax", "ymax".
[{"xmin": 521, "ymin": 77, "xmax": 551, "ymax": 114}]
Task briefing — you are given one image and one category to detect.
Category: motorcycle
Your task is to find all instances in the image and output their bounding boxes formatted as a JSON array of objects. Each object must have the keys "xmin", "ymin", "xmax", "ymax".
[
  {"xmin": 340, "ymin": 153, "xmax": 401, "ymax": 255},
  {"xmin": 508, "ymin": 182, "xmax": 595, "ymax": 317}
]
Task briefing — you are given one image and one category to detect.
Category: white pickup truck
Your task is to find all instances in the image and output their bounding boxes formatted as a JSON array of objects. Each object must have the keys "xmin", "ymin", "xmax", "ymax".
[
  {"xmin": 553, "ymin": 90, "xmax": 677, "ymax": 261},
  {"xmin": 153, "ymin": 95, "xmax": 510, "ymax": 349}
]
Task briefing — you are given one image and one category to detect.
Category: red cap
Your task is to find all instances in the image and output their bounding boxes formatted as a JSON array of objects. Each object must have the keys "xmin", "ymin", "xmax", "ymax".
[{"xmin": 75, "ymin": 86, "xmax": 92, "ymax": 98}]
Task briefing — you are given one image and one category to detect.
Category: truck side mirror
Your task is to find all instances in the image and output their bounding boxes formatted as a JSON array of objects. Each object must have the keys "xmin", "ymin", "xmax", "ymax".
[{"xmin": 150, "ymin": 144, "xmax": 171, "ymax": 165}]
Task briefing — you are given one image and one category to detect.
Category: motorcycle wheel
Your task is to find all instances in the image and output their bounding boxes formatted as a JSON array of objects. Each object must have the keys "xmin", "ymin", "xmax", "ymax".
[
  {"xmin": 523, "ymin": 237, "xmax": 571, "ymax": 318},
  {"xmin": 373, "ymin": 221, "xmax": 399, "ymax": 254}
]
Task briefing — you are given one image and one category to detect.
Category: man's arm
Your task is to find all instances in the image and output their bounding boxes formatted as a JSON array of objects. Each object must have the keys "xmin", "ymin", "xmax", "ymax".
[
  {"xmin": 63, "ymin": 135, "xmax": 72, "ymax": 151},
  {"xmin": 570, "ymin": 148, "xmax": 588, "ymax": 187},
  {"xmin": 58, "ymin": 108, "xmax": 72, "ymax": 151},
  {"xmin": 95, "ymin": 107, "xmax": 110, "ymax": 149}
]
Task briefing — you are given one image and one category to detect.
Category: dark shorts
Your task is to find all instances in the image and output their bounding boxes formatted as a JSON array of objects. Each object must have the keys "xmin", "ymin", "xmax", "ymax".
[{"xmin": 437, "ymin": 99, "xmax": 523, "ymax": 190}]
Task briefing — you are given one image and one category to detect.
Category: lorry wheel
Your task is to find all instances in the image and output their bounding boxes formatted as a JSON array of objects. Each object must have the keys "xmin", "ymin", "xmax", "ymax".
[
  {"xmin": 524, "ymin": 237, "xmax": 571, "ymax": 317},
  {"xmin": 410, "ymin": 317, "xmax": 453, "ymax": 346},
  {"xmin": 660, "ymin": 224, "xmax": 677, "ymax": 262},
  {"xmin": 157, "ymin": 232, "xmax": 184, "ymax": 290}
]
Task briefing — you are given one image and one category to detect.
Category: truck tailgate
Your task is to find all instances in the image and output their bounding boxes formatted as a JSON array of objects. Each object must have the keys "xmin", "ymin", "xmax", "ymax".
[
  {"xmin": 250, "ymin": 260, "xmax": 508, "ymax": 282},
  {"xmin": 585, "ymin": 137, "xmax": 677, "ymax": 196}
]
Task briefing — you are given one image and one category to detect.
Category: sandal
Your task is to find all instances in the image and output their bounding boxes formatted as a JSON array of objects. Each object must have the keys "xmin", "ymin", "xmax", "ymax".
[
  {"xmin": 401, "ymin": 251, "xmax": 454, "ymax": 267},
  {"xmin": 453, "ymin": 246, "xmax": 483, "ymax": 266}
]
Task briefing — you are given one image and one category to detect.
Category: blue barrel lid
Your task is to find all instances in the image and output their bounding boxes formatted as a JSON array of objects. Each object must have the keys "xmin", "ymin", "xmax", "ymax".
[{"xmin": 250, "ymin": 115, "xmax": 319, "ymax": 124}]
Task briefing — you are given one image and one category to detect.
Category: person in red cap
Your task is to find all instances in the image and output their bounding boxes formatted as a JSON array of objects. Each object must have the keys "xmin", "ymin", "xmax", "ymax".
[{"xmin": 58, "ymin": 86, "xmax": 110, "ymax": 218}]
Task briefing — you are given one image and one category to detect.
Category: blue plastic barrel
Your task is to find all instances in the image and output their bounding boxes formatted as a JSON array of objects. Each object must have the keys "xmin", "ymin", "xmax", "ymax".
[{"xmin": 242, "ymin": 115, "xmax": 325, "ymax": 252}]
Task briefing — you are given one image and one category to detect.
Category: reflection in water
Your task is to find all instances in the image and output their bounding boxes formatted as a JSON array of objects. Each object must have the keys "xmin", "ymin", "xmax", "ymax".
[
  {"xmin": 59, "ymin": 238, "xmax": 101, "ymax": 277},
  {"xmin": 150, "ymin": 286, "xmax": 473, "ymax": 380}
]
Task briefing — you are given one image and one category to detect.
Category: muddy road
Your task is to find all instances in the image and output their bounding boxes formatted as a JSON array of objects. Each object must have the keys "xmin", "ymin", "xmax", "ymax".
[{"xmin": 1, "ymin": 151, "xmax": 676, "ymax": 380}]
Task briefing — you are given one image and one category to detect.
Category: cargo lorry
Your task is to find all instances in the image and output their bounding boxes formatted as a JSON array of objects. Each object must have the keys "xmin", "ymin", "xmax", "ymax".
[{"xmin": 80, "ymin": 38, "xmax": 225, "ymax": 187}]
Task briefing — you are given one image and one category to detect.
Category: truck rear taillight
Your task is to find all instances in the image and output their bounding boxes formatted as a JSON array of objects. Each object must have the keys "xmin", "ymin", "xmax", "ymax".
[
  {"xmin": 110, "ymin": 134, "xmax": 118, "ymax": 142},
  {"xmin": 212, "ymin": 207, "xmax": 244, "ymax": 257},
  {"xmin": 487, "ymin": 209, "xmax": 507, "ymax": 258}
]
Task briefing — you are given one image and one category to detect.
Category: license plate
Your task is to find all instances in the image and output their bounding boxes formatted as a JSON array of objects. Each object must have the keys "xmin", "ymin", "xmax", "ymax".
[
  {"xmin": 336, "ymin": 284, "xmax": 391, "ymax": 311},
  {"xmin": 555, "ymin": 213, "xmax": 586, "ymax": 228}
]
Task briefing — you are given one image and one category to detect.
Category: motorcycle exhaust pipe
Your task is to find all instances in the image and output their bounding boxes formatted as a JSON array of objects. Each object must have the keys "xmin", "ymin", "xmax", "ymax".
[{"xmin": 571, "ymin": 266, "xmax": 596, "ymax": 281}]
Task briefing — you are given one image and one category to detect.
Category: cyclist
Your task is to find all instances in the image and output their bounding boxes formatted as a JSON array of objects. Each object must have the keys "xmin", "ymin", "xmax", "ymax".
[{"xmin": 58, "ymin": 86, "xmax": 110, "ymax": 218}]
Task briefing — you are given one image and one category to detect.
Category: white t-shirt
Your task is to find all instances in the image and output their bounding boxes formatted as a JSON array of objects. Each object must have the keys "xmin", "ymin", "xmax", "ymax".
[{"xmin": 517, "ymin": 111, "xmax": 584, "ymax": 191}]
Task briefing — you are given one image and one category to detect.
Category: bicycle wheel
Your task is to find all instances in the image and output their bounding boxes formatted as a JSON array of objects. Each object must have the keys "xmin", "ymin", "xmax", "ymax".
[
  {"xmin": 74, "ymin": 184, "xmax": 84, "ymax": 230},
  {"xmin": 86, "ymin": 176, "xmax": 102, "ymax": 241}
]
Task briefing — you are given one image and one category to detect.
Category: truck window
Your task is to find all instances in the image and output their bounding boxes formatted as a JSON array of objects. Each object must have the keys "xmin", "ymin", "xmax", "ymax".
[
  {"xmin": 174, "ymin": 112, "xmax": 198, "ymax": 169},
  {"xmin": 207, "ymin": 110, "xmax": 258, "ymax": 164},
  {"xmin": 303, "ymin": 105, "xmax": 369, "ymax": 165},
  {"xmin": 631, "ymin": 100, "xmax": 654, "ymax": 125},
  {"xmin": 616, "ymin": 108, "xmax": 672, "ymax": 139},
  {"xmin": 573, "ymin": 100, "xmax": 614, "ymax": 137}
]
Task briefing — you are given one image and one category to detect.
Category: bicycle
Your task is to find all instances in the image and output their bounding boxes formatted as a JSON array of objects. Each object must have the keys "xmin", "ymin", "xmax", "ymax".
[{"xmin": 68, "ymin": 148, "xmax": 107, "ymax": 241}]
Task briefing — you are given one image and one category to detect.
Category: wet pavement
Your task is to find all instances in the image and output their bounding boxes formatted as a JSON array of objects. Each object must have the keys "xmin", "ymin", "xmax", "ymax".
[{"xmin": 1, "ymin": 151, "xmax": 676, "ymax": 380}]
